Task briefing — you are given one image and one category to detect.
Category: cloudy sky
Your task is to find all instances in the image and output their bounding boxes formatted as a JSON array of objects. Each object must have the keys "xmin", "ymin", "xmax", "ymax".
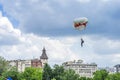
[{"xmin": 0, "ymin": 0, "xmax": 120, "ymax": 67}]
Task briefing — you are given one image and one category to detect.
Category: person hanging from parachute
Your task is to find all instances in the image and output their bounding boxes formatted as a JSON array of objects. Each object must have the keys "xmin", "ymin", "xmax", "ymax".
[
  {"xmin": 73, "ymin": 17, "xmax": 88, "ymax": 47},
  {"xmin": 81, "ymin": 38, "xmax": 84, "ymax": 47}
]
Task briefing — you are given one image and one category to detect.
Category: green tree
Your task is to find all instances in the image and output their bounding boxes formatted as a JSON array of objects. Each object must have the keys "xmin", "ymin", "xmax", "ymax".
[
  {"xmin": 106, "ymin": 73, "xmax": 120, "ymax": 80},
  {"xmin": 0, "ymin": 76, "xmax": 5, "ymax": 80},
  {"xmin": 86, "ymin": 77, "xmax": 93, "ymax": 80},
  {"xmin": 22, "ymin": 67, "xmax": 42, "ymax": 80},
  {"xmin": 51, "ymin": 78, "xmax": 56, "ymax": 80},
  {"xmin": 52, "ymin": 64, "xmax": 65, "ymax": 80},
  {"xmin": 2, "ymin": 67, "xmax": 19, "ymax": 80},
  {"xmin": 0, "ymin": 56, "xmax": 9, "ymax": 75},
  {"xmin": 61, "ymin": 69, "xmax": 80, "ymax": 80},
  {"xmin": 93, "ymin": 69, "xmax": 108, "ymax": 80},
  {"xmin": 42, "ymin": 63, "xmax": 52, "ymax": 80},
  {"xmin": 79, "ymin": 77, "xmax": 87, "ymax": 80},
  {"xmin": 79, "ymin": 77, "xmax": 93, "ymax": 80}
]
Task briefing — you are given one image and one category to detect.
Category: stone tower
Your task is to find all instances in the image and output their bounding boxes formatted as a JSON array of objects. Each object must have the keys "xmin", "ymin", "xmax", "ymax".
[{"xmin": 40, "ymin": 47, "xmax": 48, "ymax": 67}]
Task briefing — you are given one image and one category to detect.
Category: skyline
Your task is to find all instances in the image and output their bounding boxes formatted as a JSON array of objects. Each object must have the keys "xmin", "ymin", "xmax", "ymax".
[{"xmin": 0, "ymin": 0, "xmax": 120, "ymax": 67}]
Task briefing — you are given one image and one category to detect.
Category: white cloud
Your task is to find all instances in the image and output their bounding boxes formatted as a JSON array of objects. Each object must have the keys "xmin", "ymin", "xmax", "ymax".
[
  {"xmin": 0, "ymin": 14, "xmax": 120, "ymax": 67},
  {"xmin": 0, "ymin": 12, "xmax": 22, "ymax": 45},
  {"xmin": 0, "ymin": 0, "xmax": 120, "ymax": 38},
  {"xmin": 0, "ymin": 12, "xmax": 90, "ymax": 66},
  {"xmin": 0, "ymin": 12, "xmax": 79, "ymax": 66}
]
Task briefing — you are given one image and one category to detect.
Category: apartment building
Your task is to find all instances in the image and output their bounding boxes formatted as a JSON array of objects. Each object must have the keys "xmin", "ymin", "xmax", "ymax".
[
  {"xmin": 62, "ymin": 59, "xmax": 97, "ymax": 78},
  {"xmin": 8, "ymin": 47, "xmax": 48, "ymax": 72}
]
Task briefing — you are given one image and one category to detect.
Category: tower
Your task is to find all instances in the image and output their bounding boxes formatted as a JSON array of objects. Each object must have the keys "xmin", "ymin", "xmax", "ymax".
[{"xmin": 40, "ymin": 47, "xmax": 48, "ymax": 67}]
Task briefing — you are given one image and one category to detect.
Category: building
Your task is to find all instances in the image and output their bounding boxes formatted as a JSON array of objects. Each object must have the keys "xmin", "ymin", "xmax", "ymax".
[
  {"xmin": 40, "ymin": 47, "xmax": 48, "ymax": 67},
  {"xmin": 8, "ymin": 47, "xmax": 48, "ymax": 72},
  {"xmin": 62, "ymin": 59, "xmax": 97, "ymax": 78},
  {"xmin": 114, "ymin": 64, "xmax": 120, "ymax": 73},
  {"xmin": 9, "ymin": 59, "xmax": 32, "ymax": 72},
  {"xmin": 31, "ymin": 59, "xmax": 42, "ymax": 68},
  {"xmin": 98, "ymin": 67, "xmax": 116, "ymax": 74}
]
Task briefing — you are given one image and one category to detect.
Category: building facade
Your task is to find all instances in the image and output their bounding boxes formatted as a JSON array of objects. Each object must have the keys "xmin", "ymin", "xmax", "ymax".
[
  {"xmin": 40, "ymin": 47, "xmax": 48, "ymax": 67},
  {"xmin": 31, "ymin": 59, "xmax": 42, "ymax": 68},
  {"xmin": 114, "ymin": 64, "xmax": 120, "ymax": 73},
  {"xmin": 98, "ymin": 67, "xmax": 116, "ymax": 74},
  {"xmin": 8, "ymin": 47, "xmax": 48, "ymax": 72},
  {"xmin": 62, "ymin": 59, "xmax": 97, "ymax": 78}
]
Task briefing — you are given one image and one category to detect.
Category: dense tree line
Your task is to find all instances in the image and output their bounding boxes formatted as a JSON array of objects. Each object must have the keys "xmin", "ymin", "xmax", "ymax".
[
  {"xmin": 0, "ymin": 56, "xmax": 120, "ymax": 80},
  {"xmin": 43, "ymin": 64, "xmax": 120, "ymax": 80},
  {"xmin": 42, "ymin": 64, "xmax": 92, "ymax": 80},
  {"xmin": 0, "ymin": 56, "xmax": 42, "ymax": 80}
]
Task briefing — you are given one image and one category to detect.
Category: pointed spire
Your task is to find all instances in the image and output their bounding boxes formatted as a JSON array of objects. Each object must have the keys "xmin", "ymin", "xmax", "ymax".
[{"xmin": 40, "ymin": 47, "xmax": 48, "ymax": 59}]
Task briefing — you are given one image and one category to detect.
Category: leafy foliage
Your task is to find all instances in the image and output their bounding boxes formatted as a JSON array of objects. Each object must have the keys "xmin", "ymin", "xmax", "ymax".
[
  {"xmin": 42, "ymin": 63, "xmax": 52, "ymax": 80},
  {"xmin": 0, "ymin": 56, "xmax": 120, "ymax": 80},
  {"xmin": 61, "ymin": 69, "xmax": 80, "ymax": 80},
  {"xmin": 0, "ymin": 56, "xmax": 9, "ymax": 75},
  {"xmin": 22, "ymin": 67, "xmax": 42, "ymax": 80},
  {"xmin": 93, "ymin": 69, "xmax": 108, "ymax": 80},
  {"xmin": 52, "ymin": 64, "xmax": 65, "ymax": 80},
  {"xmin": 2, "ymin": 67, "xmax": 19, "ymax": 80},
  {"xmin": 106, "ymin": 73, "xmax": 120, "ymax": 80}
]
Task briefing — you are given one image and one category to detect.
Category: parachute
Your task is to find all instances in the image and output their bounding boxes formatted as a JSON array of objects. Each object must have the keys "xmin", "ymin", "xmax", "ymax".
[
  {"xmin": 73, "ymin": 17, "xmax": 88, "ymax": 30},
  {"xmin": 73, "ymin": 17, "xmax": 88, "ymax": 47}
]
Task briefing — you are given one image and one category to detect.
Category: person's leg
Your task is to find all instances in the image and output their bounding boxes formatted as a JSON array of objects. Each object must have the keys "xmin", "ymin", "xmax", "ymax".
[{"xmin": 81, "ymin": 42, "xmax": 83, "ymax": 47}]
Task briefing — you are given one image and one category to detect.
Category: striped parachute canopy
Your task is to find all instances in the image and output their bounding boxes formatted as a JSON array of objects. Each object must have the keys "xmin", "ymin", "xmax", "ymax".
[{"xmin": 73, "ymin": 17, "xmax": 88, "ymax": 30}]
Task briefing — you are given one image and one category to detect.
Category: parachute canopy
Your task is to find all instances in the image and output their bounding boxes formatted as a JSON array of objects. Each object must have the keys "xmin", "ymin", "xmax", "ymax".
[{"xmin": 73, "ymin": 17, "xmax": 88, "ymax": 30}]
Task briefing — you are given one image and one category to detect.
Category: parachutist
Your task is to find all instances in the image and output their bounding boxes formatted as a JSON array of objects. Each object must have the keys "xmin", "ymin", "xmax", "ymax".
[
  {"xmin": 73, "ymin": 17, "xmax": 88, "ymax": 47},
  {"xmin": 81, "ymin": 38, "xmax": 84, "ymax": 47}
]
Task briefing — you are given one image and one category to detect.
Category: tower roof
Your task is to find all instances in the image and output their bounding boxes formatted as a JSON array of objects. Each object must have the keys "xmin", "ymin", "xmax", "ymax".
[{"xmin": 40, "ymin": 47, "xmax": 48, "ymax": 59}]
